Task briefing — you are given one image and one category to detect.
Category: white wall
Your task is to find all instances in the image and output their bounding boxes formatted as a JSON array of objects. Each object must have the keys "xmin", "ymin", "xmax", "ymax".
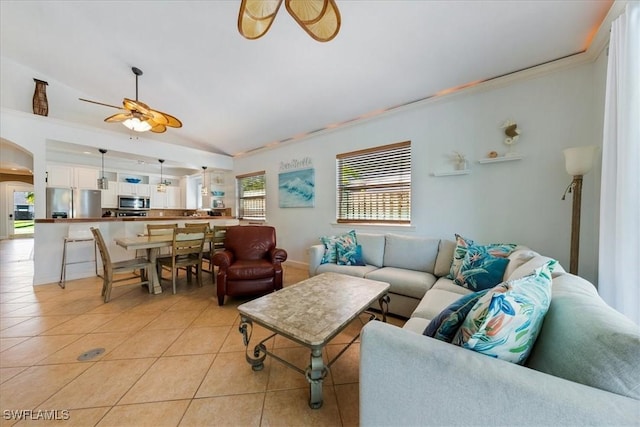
[{"xmin": 234, "ymin": 58, "xmax": 607, "ymax": 285}]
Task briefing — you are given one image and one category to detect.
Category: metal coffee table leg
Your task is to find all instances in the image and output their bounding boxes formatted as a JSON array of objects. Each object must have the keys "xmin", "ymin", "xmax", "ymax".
[
  {"xmin": 306, "ymin": 348, "xmax": 328, "ymax": 409},
  {"xmin": 239, "ymin": 316, "xmax": 269, "ymax": 371}
]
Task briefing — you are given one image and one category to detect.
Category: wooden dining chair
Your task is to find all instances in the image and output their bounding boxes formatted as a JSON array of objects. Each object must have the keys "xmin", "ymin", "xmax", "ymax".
[
  {"xmin": 157, "ymin": 225, "xmax": 207, "ymax": 294},
  {"xmin": 207, "ymin": 225, "xmax": 229, "ymax": 272},
  {"xmin": 146, "ymin": 223, "xmax": 178, "ymax": 279},
  {"xmin": 90, "ymin": 227, "xmax": 153, "ymax": 303},
  {"xmin": 185, "ymin": 222, "xmax": 214, "ymax": 272}
]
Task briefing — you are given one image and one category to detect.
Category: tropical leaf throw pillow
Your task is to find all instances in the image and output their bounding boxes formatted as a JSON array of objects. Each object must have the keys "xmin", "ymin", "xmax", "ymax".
[
  {"xmin": 447, "ymin": 234, "xmax": 516, "ymax": 280},
  {"xmin": 454, "ymin": 245, "xmax": 510, "ymax": 291},
  {"xmin": 452, "ymin": 260, "xmax": 556, "ymax": 365},
  {"xmin": 423, "ymin": 289, "xmax": 489, "ymax": 342},
  {"xmin": 320, "ymin": 230, "xmax": 357, "ymax": 264},
  {"xmin": 337, "ymin": 243, "xmax": 366, "ymax": 266}
]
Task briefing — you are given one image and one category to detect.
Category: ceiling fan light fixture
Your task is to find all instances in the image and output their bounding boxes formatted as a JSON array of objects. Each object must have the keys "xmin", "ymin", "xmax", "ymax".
[{"xmin": 122, "ymin": 117, "xmax": 152, "ymax": 132}]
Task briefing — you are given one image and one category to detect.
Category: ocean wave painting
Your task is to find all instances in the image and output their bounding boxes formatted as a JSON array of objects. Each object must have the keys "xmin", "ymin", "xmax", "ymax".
[{"xmin": 279, "ymin": 168, "xmax": 315, "ymax": 208}]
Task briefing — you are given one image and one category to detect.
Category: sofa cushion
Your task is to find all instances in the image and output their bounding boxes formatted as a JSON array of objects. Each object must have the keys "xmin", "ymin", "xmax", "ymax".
[
  {"xmin": 383, "ymin": 234, "xmax": 440, "ymax": 273},
  {"xmin": 337, "ymin": 243, "xmax": 366, "ymax": 266},
  {"xmin": 432, "ymin": 277, "xmax": 472, "ymax": 295},
  {"xmin": 356, "ymin": 233, "xmax": 386, "ymax": 267},
  {"xmin": 453, "ymin": 261, "xmax": 555, "ymax": 365},
  {"xmin": 320, "ymin": 230, "xmax": 356, "ymax": 264},
  {"xmin": 412, "ymin": 288, "xmax": 472, "ymax": 320},
  {"xmin": 365, "ymin": 267, "xmax": 437, "ymax": 300},
  {"xmin": 434, "ymin": 239, "xmax": 456, "ymax": 277},
  {"xmin": 448, "ymin": 234, "xmax": 516, "ymax": 280},
  {"xmin": 503, "ymin": 247, "xmax": 537, "ymax": 279},
  {"xmin": 315, "ymin": 262, "xmax": 378, "ymax": 278},
  {"xmin": 423, "ymin": 290, "xmax": 489, "ymax": 342},
  {"xmin": 454, "ymin": 245, "xmax": 511, "ymax": 291},
  {"xmin": 526, "ymin": 273, "xmax": 640, "ymax": 399},
  {"xmin": 403, "ymin": 317, "xmax": 430, "ymax": 334},
  {"xmin": 508, "ymin": 254, "xmax": 566, "ymax": 281}
]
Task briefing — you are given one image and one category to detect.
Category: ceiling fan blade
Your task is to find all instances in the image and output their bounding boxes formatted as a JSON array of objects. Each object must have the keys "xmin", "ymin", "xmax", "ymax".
[
  {"xmin": 149, "ymin": 122, "xmax": 167, "ymax": 133},
  {"xmin": 149, "ymin": 109, "xmax": 182, "ymax": 128},
  {"xmin": 285, "ymin": 0, "xmax": 328, "ymax": 25},
  {"xmin": 79, "ymin": 98, "xmax": 123, "ymax": 110},
  {"xmin": 104, "ymin": 112, "xmax": 132, "ymax": 123},
  {"xmin": 287, "ymin": 0, "xmax": 340, "ymax": 42},
  {"xmin": 123, "ymin": 98, "xmax": 151, "ymax": 114},
  {"xmin": 238, "ymin": 0, "xmax": 282, "ymax": 39}
]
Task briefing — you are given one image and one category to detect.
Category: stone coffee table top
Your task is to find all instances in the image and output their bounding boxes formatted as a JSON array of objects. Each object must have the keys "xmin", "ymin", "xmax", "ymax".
[{"xmin": 238, "ymin": 272, "xmax": 390, "ymax": 346}]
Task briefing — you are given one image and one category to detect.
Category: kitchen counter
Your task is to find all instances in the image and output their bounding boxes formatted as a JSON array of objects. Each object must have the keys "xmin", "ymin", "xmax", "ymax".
[
  {"xmin": 32, "ymin": 217, "xmax": 239, "ymax": 285},
  {"xmin": 35, "ymin": 216, "xmax": 236, "ymax": 223}
]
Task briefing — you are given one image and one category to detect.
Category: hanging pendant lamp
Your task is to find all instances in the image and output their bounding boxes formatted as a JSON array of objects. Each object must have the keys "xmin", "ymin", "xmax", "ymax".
[
  {"xmin": 97, "ymin": 149, "xmax": 108, "ymax": 190},
  {"xmin": 201, "ymin": 166, "xmax": 209, "ymax": 196},
  {"xmin": 157, "ymin": 159, "xmax": 167, "ymax": 193}
]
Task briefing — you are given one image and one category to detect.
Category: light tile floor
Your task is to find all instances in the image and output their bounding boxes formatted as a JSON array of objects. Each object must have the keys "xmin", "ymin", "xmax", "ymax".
[{"xmin": 0, "ymin": 238, "xmax": 404, "ymax": 426}]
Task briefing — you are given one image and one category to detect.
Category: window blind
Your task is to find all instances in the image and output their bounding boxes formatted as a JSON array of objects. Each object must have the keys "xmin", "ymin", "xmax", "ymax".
[
  {"xmin": 336, "ymin": 141, "xmax": 411, "ymax": 223},
  {"xmin": 237, "ymin": 171, "xmax": 266, "ymax": 220}
]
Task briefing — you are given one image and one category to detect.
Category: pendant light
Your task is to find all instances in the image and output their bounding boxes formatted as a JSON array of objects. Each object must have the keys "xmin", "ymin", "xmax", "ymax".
[
  {"xmin": 201, "ymin": 166, "xmax": 208, "ymax": 196},
  {"xmin": 157, "ymin": 159, "xmax": 167, "ymax": 193},
  {"xmin": 97, "ymin": 149, "xmax": 108, "ymax": 190}
]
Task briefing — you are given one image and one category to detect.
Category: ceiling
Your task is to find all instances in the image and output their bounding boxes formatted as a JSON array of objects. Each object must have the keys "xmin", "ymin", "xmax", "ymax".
[{"xmin": 1, "ymin": 1, "xmax": 613, "ymax": 161}]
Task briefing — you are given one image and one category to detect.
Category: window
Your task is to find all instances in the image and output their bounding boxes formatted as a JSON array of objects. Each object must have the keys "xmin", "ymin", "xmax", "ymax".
[
  {"xmin": 237, "ymin": 171, "xmax": 266, "ymax": 220},
  {"xmin": 337, "ymin": 141, "xmax": 411, "ymax": 223}
]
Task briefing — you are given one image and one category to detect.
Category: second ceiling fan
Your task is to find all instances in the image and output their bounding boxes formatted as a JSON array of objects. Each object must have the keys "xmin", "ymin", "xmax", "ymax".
[{"xmin": 80, "ymin": 66, "xmax": 182, "ymax": 134}]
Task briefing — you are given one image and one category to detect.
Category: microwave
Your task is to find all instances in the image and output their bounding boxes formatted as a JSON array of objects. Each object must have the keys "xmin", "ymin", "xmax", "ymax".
[{"xmin": 118, "ymin": 195, "xmax": 150, "ymax": 211}]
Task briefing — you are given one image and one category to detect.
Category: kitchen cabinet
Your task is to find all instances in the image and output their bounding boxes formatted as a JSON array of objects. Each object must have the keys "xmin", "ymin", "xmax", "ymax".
[
  {"xmin": 118, "ymin": 182, "xmax": 151, "ymax": 197},
  {"xmin": 47, "ymin": 165, "xmax": 98, "ymax": 189},
  {"xmin": 151, "ymin": 186, "xmax": 182, "ymax": 209},
  {"xmin": 101, "ymin": 181, "xmax": 118, "ymax": 208}
]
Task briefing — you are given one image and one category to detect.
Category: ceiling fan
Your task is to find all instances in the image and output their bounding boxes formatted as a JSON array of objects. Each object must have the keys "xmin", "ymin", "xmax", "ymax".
[{"xmin": 79, "ymin": 66, "xmax": 182, "ymax": 134}]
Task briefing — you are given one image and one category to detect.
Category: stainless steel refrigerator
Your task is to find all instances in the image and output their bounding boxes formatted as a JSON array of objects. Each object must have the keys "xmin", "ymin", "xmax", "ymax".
[{"xmin": 46, "ymin": 188, "xmax": 102, "ymax": 218}]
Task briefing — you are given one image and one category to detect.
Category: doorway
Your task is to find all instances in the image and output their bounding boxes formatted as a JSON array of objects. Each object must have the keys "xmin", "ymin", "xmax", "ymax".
[{"xmin": 12, "ymin": 190, "xmax": 35, "ymax": 237}]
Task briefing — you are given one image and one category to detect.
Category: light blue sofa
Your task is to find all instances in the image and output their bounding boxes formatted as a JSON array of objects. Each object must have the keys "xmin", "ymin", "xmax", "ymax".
[
  {"xmin": 309, "ymin": 233, "xmax": 640, "ymax": 425},
  {"xmin": 359, "ymin": 253, "xmax": 640, "ymax": 426}
]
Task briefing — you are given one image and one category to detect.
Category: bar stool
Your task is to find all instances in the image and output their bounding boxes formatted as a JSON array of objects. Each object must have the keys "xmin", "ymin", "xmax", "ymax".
[{"xmin": 59, "ymin": 225, "xmax": 101, "ymax": 289}]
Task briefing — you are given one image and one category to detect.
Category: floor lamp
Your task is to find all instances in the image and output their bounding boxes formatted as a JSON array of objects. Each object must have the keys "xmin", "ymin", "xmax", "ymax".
[{"xmin": 562, "ymin": 146, "xmax": 598, "ymax": 275}]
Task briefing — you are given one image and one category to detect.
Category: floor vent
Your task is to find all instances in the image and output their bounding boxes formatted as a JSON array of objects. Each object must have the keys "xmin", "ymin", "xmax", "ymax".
[{"xmin": 77, "ymin": 348, "xmax": 105, "ymax": 361}]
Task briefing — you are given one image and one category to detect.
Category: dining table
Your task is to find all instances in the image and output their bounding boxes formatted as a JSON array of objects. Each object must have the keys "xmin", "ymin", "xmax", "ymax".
[{"xmin": 114, "ymin": 233, "xmax": 213, "ymax": 295}]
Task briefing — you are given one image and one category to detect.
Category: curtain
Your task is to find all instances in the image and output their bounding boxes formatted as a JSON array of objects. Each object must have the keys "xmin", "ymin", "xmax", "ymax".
[{"xmin": 598, "ymin": 2, "xmax": 640, "ymax": 325}]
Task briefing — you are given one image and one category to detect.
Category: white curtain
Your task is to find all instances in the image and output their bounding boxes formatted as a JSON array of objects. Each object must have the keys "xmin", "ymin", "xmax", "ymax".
[{"xmin": 599, "ymin": 2, "xmax": 640, "ymax": 325}]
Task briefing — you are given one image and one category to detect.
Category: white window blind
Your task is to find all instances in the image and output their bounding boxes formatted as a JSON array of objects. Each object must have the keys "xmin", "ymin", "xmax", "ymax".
[
  {"xmin": 237, "ymin": 171, "xmax": 266, "ymax": 220},
  {"xmin": 337, "ymin": 141, "xmax": 411, "ymax": 223}
]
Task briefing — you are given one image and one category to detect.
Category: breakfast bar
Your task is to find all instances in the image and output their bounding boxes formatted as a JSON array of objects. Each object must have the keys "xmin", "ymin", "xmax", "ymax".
[{"xmin": 33, "ymin": 216, "xmax": 239, "ymax": 286}]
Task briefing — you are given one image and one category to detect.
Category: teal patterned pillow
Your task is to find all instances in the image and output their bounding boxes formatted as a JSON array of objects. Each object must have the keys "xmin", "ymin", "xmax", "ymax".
[
  {"xmin": 320, "ymin": 230, "xmax": 356, "ymax": 264},
  {"xmin": 453, "ymin": 260, "xmax": 556, "ymax": 365},
  {"xmin": 337, "ymin": 244, "xmax": 366, "ymax": 266},
  {"xmin": 454, "ymin": 245, "xmax": 510, "ymax": 291},
  {"xmin": 447, "ymin": 234, "xmax": 516, "ymax": 280},
  {"xmin": 423, "ymin": 289, "xmax": 489, "ymax": 342}
]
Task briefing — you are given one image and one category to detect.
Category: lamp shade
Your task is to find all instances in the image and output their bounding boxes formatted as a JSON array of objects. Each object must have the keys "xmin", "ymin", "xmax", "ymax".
[{"xmin": 563, "ymin": 145, "xmax": 598, "ymax": 176}]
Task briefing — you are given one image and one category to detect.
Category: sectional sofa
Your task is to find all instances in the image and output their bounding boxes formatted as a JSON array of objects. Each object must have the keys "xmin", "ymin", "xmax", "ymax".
[{"xmin": 308, "ymin": 232, "xmax": 640, "ymax": 425}]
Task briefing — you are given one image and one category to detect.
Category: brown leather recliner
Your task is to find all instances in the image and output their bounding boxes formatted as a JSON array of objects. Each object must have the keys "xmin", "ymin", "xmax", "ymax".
[{"xmin": 212, "ymin": 225, "xmax": 287, "ymax": 306}]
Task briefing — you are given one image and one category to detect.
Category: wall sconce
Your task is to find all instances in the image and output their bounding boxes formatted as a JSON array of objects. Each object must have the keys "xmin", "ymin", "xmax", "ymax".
[{"xmin": 562, "ymin": 145, "xmax": 598, "ymax": 274}]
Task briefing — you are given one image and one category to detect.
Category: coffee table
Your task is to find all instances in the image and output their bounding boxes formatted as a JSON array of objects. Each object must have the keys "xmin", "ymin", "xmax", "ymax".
[{"xmin": 237, "ymin": 272, "xmax": 390, "ymax": 409}]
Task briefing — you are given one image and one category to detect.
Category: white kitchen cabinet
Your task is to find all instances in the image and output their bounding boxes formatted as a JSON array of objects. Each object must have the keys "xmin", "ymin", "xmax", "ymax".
[
  {"xmin": 47, "ymin": 165, "xmax": 98, "ymax": 189},
  {"xmin": 101, "ymin": 182, "xmax": 118, "ymax": 208},
  {"xmin": 118, "ymin": 182, "xmax": 151, "ymax": 197},
  {"xmin": 150, "ymin": 186, "xmax": 182, "ymax": 208},
  {"xmin": 47, "ymin": 165, "xmax": 73, "ymax": 187}
]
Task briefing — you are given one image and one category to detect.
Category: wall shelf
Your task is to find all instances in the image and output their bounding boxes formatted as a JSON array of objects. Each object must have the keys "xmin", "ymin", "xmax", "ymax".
[
  {"xmin": 478, "ymin": 155, "xmax": 523, "ymax": 164},
  {"xmin": 431, "ymin": 169, "xmax": 472, "ymax": 177}
]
